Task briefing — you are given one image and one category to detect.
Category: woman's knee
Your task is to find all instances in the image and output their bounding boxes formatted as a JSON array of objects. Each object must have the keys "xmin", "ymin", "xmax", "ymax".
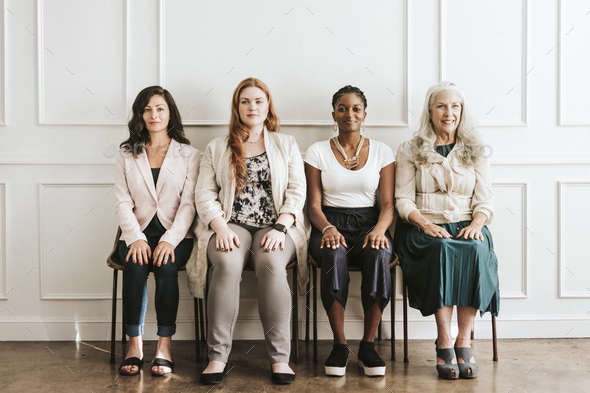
[{"xmin": 319, "ymin": 247, "xmax": 347, "ymax": 269}]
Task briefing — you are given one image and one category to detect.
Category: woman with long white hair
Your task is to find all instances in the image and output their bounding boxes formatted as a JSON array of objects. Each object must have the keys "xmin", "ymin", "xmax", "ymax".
[{"xmin": 394, "ymin": 81, "xmax": 499, "ymax": 380}]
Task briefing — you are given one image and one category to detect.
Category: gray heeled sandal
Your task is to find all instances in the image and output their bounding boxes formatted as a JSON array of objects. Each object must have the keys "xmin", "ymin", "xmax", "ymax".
[
  {"xmin": 454, "ymin": 346, "xmax": 478, "ymax": 378},
  {"xmin": 435, "ymin": 343, "xmax": 459, "ymax": 379}
]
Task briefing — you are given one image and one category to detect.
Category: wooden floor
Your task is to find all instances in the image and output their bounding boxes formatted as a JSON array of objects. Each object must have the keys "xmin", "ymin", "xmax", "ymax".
[{"xmin": 1, "ymin": 338, "xmax": 589, "ymax": 392}]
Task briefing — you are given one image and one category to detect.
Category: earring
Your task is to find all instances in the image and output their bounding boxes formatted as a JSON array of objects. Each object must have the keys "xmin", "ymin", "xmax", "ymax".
[
  {"xmin": 333, "ymin": 122, "xmax": 338, "ymax": 132},
  {"xmin": 362, "ymin": 122, "xmax": 366, "ymax": 133}
]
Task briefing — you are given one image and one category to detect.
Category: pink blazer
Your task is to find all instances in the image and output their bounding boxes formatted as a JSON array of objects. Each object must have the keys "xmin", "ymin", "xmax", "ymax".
[{"xmin": 115, "ymin": 140, "xmax": 200, "ymax": 247}]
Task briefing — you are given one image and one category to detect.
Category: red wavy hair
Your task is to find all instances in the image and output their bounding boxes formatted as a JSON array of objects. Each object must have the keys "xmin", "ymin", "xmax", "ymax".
[{"xmin": 229, "ymin": 77, "xmax": 280, "ymax": 193}]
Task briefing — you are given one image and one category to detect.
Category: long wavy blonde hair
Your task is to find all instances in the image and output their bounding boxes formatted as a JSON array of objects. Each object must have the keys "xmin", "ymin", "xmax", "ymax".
[
  {"xmin": 412, "ymin": 81, "xmax": 483, "ymax": 167},
  {"xmin": 228, "ymin": 78, "xmax": 280, "ymax": 193}
]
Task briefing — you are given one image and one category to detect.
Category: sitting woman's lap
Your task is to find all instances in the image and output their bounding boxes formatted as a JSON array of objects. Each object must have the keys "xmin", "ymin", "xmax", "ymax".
[{"xmin": 395, "ymin": 220, "xmax": 499, "ymax": 317}]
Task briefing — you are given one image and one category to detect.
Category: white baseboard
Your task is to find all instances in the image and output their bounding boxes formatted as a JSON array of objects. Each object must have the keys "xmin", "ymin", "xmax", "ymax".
[{"xmin": 1, "ymin": 315, "xmax": 589, "ymax": 341}]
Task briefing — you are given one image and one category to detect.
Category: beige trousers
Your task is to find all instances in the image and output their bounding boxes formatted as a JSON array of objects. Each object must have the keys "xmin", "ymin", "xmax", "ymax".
[{"xmin": 206, "ymin": 223, "xmax": 296, "ymax": 364}]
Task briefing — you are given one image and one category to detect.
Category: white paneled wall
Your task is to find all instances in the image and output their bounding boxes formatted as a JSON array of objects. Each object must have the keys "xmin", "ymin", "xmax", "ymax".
[{"xmin": 1, "ymin": 0, "xmax": 589, "ymax": 341}]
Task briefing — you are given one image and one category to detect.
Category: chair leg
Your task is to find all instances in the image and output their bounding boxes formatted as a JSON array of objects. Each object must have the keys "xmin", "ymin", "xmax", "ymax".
[
  {"xmin": 377, "ymin": 319, "xmax": 383, "ymax": 341},
  {"xmin": 403, "ymin": 275, "xmax": 409, "ymax": 363},
  {"xmin": 292, "ymin": 266, "xmax": 299, "ymax": 364},
  {"xmin": 199, "ymin": 299, "xmax": 206, "ymax": 342},
  {"xmin": 313, "ymin": 266, "xmax": 318, "ymax": 364},
  {"xmin": 305, "ymin": 279, "xmax": 311, "ymax": 342},
  {"xmin": 205, "ymin": 269, "xmax": 210, "ymax": 363},
  {"xmin": 120, "ymin": 269, "xmax": 126, "ymax": 344},
  {"xmin": 110, "ymin": 269, "xmax": 118, "ymax": 364},
  {"xmin": 391, "ymin": 267, "xmax": 396, "ymax": 361},
  {"xmin": 194, "ymin": 298, "xmax": 201, "ymax": 362},
  {"xmin": 492, "ymin": 315, "xmax": 498, "ymax": 361},
  {"xmin": 122, "ymin": 310, "xmax": 126, "ymax": 344}
]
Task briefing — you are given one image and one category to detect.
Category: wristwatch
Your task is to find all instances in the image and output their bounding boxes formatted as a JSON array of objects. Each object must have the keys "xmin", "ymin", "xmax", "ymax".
[{"xmin": 273, "ymin": 223, "xmax": 288, "ymax": 234}]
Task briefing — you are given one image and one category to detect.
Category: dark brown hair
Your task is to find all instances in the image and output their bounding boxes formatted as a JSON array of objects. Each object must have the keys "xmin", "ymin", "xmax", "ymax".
[{"xmin": 120, "ymin": 85, "xmax": 189, "ymax": 157}]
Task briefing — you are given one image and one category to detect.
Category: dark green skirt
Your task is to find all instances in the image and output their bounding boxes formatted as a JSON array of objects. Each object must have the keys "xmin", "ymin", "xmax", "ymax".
[{"xmin": 394, "ymin": 220, "xmax": 499, "ymax": 317}]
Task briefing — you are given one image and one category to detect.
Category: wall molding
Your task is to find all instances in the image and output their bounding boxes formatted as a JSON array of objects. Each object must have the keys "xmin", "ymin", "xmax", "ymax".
[
  {"xmin": 3, "ymin": 313, "xmax": 590, "ymax": 341},
  {"xmin": 161, "ymin": 0, "xmax": 409, "ymax": 127},
  {"xmin": 438, "ymin": 0, "xmax": 528, "ymax": 127},
  {"xmin": 0, "ymin": 0, "xmax": 6, "ymax": 125},
  {"xmin": 0, "ymin": 183, "xmax": 6, "ymax": 299},
  {"xmin": 37, "ymin": 0, "xmax": 129, "ymax": 125},
  {"xmin": 557, "ymin": 0, "xmax": 590, "ymax": 126},
  {"xmin": 558, "ymin": 181, "xmax": 590, "ymax": 298},
  {"xmin": 38, "ymin": 182, "xmax": 116, "ymax": 299},
  {"xmin": 492, "ymin": 182, "xmax": 528, "ymax": 298}
]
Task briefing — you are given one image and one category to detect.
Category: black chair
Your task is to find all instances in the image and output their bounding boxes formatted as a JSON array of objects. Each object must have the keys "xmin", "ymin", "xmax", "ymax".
[
  {"xmin": 108, "ymin": 263, "xmax": 199, "ymax": 363},
  {"xmin": 398, "ymin": 266, "xmax": 498, "ymax": 363},
  {"xmin": 305, "ymin": 255, "xmax": 400, "ymax": 363}
]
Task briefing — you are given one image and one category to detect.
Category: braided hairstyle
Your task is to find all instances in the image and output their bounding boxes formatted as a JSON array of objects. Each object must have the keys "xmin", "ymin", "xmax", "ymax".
[{"xmin": 331, "ymin": 85, "xmax": 368, "ymax": 109}]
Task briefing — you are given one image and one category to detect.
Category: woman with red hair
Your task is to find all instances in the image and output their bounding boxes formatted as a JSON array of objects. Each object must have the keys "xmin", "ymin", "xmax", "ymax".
[{"xmin": 187, "ymin": 78, "xmax": 309, "ymax": 385}]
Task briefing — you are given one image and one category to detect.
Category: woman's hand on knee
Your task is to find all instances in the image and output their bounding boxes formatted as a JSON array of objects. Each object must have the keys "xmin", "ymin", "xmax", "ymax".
[
  {"xmin": 260, "ymin": 229, "xmax": 285, "ymax": 252},
  {"xmin": 363, "ymin": 230, "xmax": 389, "ymax": 249},
  {"xmin": 422, "ymin": 223, "xmax": 452, "ymax": 239},
  {"xmin": 321, "ymin": 227, "xmax": 347, "ymax": 249},
  {"xmin": 126, "ymin": 240, "xmax": 151, "ymax": 265},
  {"xmin": 153, "ymin": 241, "xmax": 175, "ymax": 267},
  {"xmin": 457, "ymin": 223, "xmax": 484, "ymax": 241},
  {"xmin": 215, "ymin": 227, "xmax": 240, "ymax": 252}
]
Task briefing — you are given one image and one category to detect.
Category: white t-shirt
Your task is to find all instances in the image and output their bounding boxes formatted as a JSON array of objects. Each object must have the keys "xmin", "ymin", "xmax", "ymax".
[{"xmin": 304, "ymin": 139, "xmax": 395, "ymax": 208}]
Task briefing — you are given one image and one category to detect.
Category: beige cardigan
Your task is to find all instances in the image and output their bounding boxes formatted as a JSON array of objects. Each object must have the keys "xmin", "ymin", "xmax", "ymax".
[
  {"xmin": 395, "ymin": 140, "xmax": 494, "ymax": 225},
  {"xmin": 186, "ymin": 129, "xmax": 311, "ymax": 298}
]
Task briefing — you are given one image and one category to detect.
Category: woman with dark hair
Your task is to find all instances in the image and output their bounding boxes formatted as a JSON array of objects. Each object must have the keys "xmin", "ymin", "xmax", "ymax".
[
  {"xmin": 187, "ymin": 77, "xmax": 309, "ymax": 385},
  {"xmin": 305, "ymin": 85, "xmax": 395, "ymax": 377},
  {"xmin": 115, "ymin": 86, "xmax": 199, "ymax": 376},
  {"xmin": 394, "ymin": 81, "xmax": 499, "ymax": 379}
]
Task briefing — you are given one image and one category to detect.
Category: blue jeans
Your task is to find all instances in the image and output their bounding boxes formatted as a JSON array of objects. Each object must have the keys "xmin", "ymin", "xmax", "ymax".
[{"xmin": 118, "ymin": 236, "xmax": 192, "ymax": 337}]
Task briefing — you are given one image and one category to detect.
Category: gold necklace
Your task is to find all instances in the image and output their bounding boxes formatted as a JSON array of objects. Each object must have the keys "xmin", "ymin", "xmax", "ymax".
[
  {"xmin": 245, "ymin": 134, "xmax": 263, "ymax": 144},
  {"xmin": 332, "ymin": 135, "xmax": 365, "ymax": 170}
]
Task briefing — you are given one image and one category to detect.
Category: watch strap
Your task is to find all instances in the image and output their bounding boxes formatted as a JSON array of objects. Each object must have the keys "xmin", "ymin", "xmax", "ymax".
[{"xmin": 273, "ymin": 223, "xmax": 288, "ymax": 234}]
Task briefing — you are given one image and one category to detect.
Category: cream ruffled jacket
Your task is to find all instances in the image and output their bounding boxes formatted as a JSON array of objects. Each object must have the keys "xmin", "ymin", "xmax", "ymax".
[
  {"xmin": 186, "ymin": 129, "xmax": 310, "ymax": 298},
  {"xmin": 394, "ymin": 140, "xmax": 494, "ymax": 225}
]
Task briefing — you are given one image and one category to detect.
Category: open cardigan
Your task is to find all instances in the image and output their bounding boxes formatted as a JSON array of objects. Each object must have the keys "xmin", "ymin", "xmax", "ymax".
[{"xmin": 186, "ymin": 129, "xmax": 311, "ymax": 298}]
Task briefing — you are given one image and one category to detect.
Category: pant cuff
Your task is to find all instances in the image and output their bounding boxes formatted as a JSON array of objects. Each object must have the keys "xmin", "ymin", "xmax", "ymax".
[
  {"xmin": 157, "ymin": 324, "xmax": 176, "ymax": 337},
  {"xmin": 126, "ymin": 324, "xmax": 144, "ymax": 337}
]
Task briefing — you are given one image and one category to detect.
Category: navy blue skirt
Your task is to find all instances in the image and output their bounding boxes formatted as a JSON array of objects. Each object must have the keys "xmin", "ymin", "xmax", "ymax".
[{"xmin": 394, "ymin": 220, "xmax": 499, "ymax": 317}]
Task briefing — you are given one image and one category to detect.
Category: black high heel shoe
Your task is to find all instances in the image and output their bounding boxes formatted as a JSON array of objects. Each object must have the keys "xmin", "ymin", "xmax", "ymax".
[
  {"xmin": 200, "ymin": 365, "xmax": 227, "ymax": 385},
  {"xmin": 271, "ymin": 366, "xmax": 295, "ymax": 385}
]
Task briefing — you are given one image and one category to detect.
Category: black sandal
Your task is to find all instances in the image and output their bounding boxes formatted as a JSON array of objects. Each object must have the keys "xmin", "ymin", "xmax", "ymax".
[
  {"xmin": 151, "ymin": 358, "xmax": 174, "ymax": 376},
  {"xmin": 118, "ymin": 357, "xmax": 143, "ymax": 376}
]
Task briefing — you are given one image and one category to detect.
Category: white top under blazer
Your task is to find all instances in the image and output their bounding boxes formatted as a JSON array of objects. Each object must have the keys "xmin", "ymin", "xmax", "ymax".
[{"xmin": 304, "ymin": 139, "xmax": 395, "ymax": 208}]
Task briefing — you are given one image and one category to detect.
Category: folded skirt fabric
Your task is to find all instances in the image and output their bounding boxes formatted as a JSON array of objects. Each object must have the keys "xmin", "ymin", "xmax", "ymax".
[{"xmin": 394, "ymin": 220, "xmax": 499, "ymax": 317}]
